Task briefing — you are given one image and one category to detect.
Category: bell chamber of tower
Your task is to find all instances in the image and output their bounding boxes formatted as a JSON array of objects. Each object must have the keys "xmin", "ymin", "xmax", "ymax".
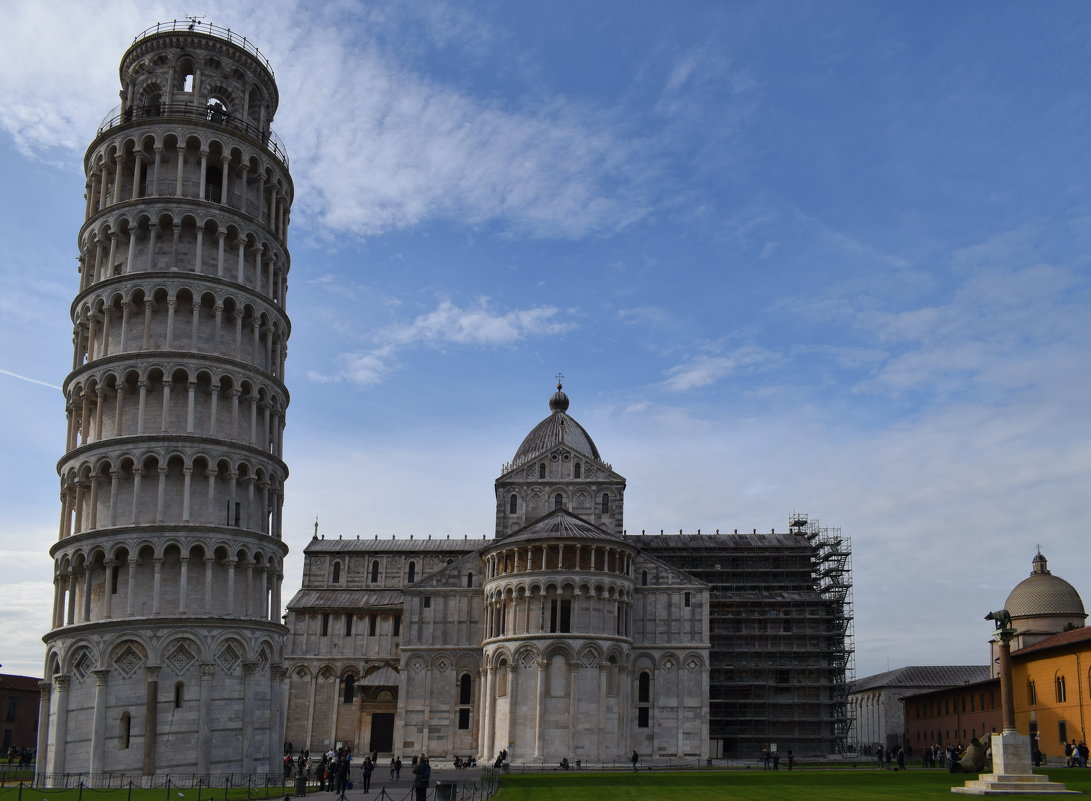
[{"xmin": 40, "ymin": 21, "xmax": 293, "ymax": 782}]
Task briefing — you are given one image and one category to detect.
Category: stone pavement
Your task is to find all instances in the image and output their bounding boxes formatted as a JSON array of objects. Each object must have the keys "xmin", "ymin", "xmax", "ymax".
[{"xmin": 297, "ymin": 767, "xmax": 487, "ymax": 800}]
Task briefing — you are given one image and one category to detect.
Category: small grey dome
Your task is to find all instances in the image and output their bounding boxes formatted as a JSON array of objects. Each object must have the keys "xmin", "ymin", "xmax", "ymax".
[
  {"xmin": 1005, "ymin": 553, "xmax": 1086, "ymax": 619},
  {"xmin": 549, "ymin": 382, "xmax": 570, "ymax": 413}
]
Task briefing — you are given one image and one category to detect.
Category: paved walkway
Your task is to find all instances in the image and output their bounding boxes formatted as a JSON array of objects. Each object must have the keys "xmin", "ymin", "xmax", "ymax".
[{"xmin": 295, "ymin": 767, "xmax": 486, "ymax": 800}]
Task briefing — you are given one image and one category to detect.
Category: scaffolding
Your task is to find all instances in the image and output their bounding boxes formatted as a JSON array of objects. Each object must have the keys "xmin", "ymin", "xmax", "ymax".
[
  {"xmin": 790, "ymin": 513, "xmax": 855, "ymax": 753},
  {"xmin": 635, "ymin": 514, "xmax": 854, "ymax": 756}
]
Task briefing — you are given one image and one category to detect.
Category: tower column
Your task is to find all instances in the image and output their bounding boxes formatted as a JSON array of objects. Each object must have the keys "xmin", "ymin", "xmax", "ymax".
[
  {"xmin": 35, "ymin": 681, "xmax": 50, "ymax": 785},
  {"xmin": 89, "ymin": 669, "xmax": 110, "ymax": 775},
  {"xmin": 197, "ymin": 663, "xmax": 214, "ymax": 774},
  {"xmin": 51, "ymin": 675, "xmax": 70, "ymax": 777},
  {"xmin": 534, "ymin": 660, "xmax": 545, "ymax": 759}
]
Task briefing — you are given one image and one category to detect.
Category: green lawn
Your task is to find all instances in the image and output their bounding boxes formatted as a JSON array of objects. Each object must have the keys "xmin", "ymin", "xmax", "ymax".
[
  {"xmin": 0, "ymin": 785, "xmax": 291, "ymax": 801},
  {"xmin": 492, "ymin": 768, "xmax": 1091, "ymax": 800}
]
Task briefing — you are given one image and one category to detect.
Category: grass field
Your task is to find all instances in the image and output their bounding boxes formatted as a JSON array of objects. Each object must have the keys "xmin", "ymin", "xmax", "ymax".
[
  {"xmin": 491, "ymin": 768, "xmax": 1091, "ymax": 800},
  {"xmin": 0, "ymin": 784, "xmax": 290, "ymax": 801}
]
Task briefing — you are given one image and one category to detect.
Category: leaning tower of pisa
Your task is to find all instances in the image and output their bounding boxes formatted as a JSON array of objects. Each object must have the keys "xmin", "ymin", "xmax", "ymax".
[{"xmin": 39, "ymin": 21, "xmax": 293, "ymax": 782}]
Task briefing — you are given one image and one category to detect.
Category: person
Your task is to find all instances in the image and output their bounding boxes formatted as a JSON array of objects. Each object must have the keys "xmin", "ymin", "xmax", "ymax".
[
  {"xmin": 786, "ymin": 750, "xmax": 794, "ymax": 771},
  {"xmin": 559, "ymin": 757, "xmax": 570, "ymax": 770},
  {"xmin": 395, "ymin": 756, "xmax": 403, "ymax": 780},
  {"xmin": 361, "ymin": 757, "xmax": 373, "ymax": 793},
  {"xmin": 390, "ymin": 756, "xmax": 397, "ymax": 780},
  {"xmin": 412, "ymin": 754, "xmax": 431, "ymax": 801},
  {"xmin": 896, "ymin": 747, "xmax": 906, "ymax": 771},
  {"xmin": 772, "ymin": 752, "xmax": 780, "ymax": 771},
  {"xmin": 631, "ymin": 750, "xmax": 638, "ymax": 772}
]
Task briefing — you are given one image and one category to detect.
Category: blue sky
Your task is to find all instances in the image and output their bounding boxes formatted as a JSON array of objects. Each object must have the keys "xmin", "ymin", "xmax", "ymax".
[{"xmin": 2, "ymin": 0, "xmax": 1090, "ymax": 682}]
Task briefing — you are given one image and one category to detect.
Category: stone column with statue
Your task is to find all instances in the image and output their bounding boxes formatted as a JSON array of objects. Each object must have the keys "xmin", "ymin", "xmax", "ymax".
[{"xmin": 951, "ymin": 609, "xmax": 1076, "ymax": 795}]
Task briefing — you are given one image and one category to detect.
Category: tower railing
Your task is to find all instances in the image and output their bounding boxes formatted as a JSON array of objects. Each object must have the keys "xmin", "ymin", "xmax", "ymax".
[
  {"xmin": 131, "ymin": 20, "xmax": 275, "ymax": 74},
  {"xmin": 95, "ymin": 103, "xmax": 289, "ymax": 168}
]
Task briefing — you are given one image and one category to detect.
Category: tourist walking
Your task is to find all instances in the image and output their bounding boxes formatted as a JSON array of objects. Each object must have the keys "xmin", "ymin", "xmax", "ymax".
[
  {"xmin": 412, "ymin": 754, "xmax": 431, "ymax": 801},
  {"xmin": 631, "ymin": 750, "xmax": 639, "ymax": 772}
]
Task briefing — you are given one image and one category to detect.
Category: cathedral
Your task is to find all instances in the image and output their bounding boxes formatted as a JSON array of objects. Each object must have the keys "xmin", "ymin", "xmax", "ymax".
[{"xmin": 284, "ymin": 384, "xmax": 854, "ymax": 763}]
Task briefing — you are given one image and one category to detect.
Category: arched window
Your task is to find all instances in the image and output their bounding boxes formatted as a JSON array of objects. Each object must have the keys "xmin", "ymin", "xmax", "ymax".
[
  {"xmin": 120, "ymin": 711, "xmax": 131, "ymax": 748},
  {"xmin": 207, "ymin": 96, "xmax": 229, "ymax": 124},
  {"xmin": 1027, "ymin": 680, "xmax": 1038, "ymax": 706},
  {"xmin": 370, "ymin": 560, "xmax": 380, "ymax": 583},
  {"xmin": 574, "ymin": 463, "xmax": 581, "ymax": 479},
  {"xmin": 458, "ymin": 673, "xmax": 473, "ymax": 730},
  {"xmin": 177, "ymin": 57, "xmax": 195, "ymax": 93},
  {"xmin": 332, "ymin": 561, "xmax": 341, "ymax": 584},
  {"xmin": 407, "ymin": 561, "xmax": 416, "ymax": 584},
  {"xmin": 466, "ymin": 572, "xmax": 474, "ymax": 587},
  {"xmin": 497, "ymin": 660, "xmax": 509, "ymax": 697},
  {"xmin": 641, "ymin": 570, "xmax": 648, "ymax": 586},
  {"xmin": 637, "ymin": 671, "xmax": 651, "ymax": 728},
  {"xmin": 174, "ymin": 682, "xmax": 184, "ymax": 708},
  {"xmin": 538, "ymin": 463, "xmax": 546, "ymax": 479},
  {"xmin": 1056, "ymin": 676, "xmax": 1067, "ymax": 703},
  {"xmin": 139, "ymin": 86, "xmax": 162, "ymax": 118},
  {"xmin": 601, "ymin": 493, "xmax": 610, "ymax": 514},
  {"xmin": 509, "ymin": 494, "xmax": 518, "ymax": 514},
  {"xmin": 554, "ymin": 493, "xmax": 563, "ymax": 509},
  {"xmin": 343, "ymin": 674, "xmax": 356, "ymax": 704}
]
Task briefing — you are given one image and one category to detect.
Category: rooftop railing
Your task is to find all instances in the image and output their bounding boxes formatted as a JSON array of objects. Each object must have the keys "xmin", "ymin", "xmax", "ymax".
[
  {"xmin": 130, "ymin": 20, "xmax": 275, "ymax": 75},
  {"xmin": 96, "ymin": 102, "xmax": 289, "ymax": 168}
]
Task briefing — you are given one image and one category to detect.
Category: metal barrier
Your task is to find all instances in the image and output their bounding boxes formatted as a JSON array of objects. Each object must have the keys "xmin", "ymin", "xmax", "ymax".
[
  {"xmin": 130, "ymin": 20, "xmax": 275, "ymax": 74},
  {"xmin": 95, "ymin": 103, "xmax": 289, "ymax": 168}
]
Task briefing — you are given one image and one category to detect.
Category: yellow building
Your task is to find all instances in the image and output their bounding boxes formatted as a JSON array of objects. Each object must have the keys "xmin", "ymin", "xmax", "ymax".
[{"xmin": 1012, "ymin": 626, "xmax": 1091, "ymax": 759}]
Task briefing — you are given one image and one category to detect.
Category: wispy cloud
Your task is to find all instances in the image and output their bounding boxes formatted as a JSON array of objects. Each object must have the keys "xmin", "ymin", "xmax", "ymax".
[
  {"xmin": 1, "ymin": 1, "xmax": 661, "ymax": 240},
  {"xmin": 663, "ymin": 346, "xmax": 776, "ymax": 392},
  {"xmin": 314, "ymin": 298, "xmax": 575, "ymax": 386}
]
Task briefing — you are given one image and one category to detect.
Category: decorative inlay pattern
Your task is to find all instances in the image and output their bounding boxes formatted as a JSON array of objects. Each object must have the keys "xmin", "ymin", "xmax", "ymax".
[
  {"xmin": 114, "ymin": 645, "xmax": 143, "ymax": 677},
  {"xmin": 217, "ymin": 643, "xmax": 241, "ymax": 673},
  {"xmin": 166, "ymin": 642, "xmax": 197, "ymax": 673}
]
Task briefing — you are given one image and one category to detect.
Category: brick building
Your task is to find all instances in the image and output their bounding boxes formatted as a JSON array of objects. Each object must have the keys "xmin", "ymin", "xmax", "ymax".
[{"xmin": 0, "ymin": 674, "xmax": 41, "ymax": 753}]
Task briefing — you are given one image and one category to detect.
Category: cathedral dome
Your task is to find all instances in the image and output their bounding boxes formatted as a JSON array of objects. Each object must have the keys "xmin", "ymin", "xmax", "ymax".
[
  {"xmin": 1005, "ymin": 552, "xmax": 1086, "ymax": 620},
  {"xmin": 513, "ymin": 383, "xmax": 601, "ymax": 461}
]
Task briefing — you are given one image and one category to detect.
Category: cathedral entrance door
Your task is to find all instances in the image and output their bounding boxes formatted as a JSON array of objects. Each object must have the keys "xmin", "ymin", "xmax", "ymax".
[{"xmin": 370, "ymin": 713, "xmax": 395, "ymax": 754}]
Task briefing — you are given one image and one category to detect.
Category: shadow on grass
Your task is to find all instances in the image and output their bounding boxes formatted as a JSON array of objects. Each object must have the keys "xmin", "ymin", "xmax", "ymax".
[{"xmin": 492, "ymin": 768, "xmax": 1091, "ymax": 800}]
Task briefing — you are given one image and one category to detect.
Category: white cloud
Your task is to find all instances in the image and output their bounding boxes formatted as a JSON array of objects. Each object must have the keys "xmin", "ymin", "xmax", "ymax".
[
  {"xmin": 0, "ymin": 2, "xmax": 662, "ymax": 240},
  {"xmin": 663, "ymin": 346, "xmax": 775, "ymax": 392},
  {"xmin": 320, "ymin": 298, "xmax": 575, "ymax": 386}
]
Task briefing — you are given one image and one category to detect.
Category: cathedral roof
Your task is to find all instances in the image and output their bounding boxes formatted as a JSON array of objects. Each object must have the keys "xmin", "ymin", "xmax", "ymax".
[
  {"xmin": 512, "ymin": 383, "xmax": 601, "ymax": 462},
  {"xmin": 304, "ymin": 536, "xmax": 484, "ymax": 553},
  {"xmin": 1005, "ymin": 552, "xmax": 1085, "ymax": 619},
  {"xmin": 286, "ymin": 589, "xmax": 403, "ymax": 610},
  {"xmin": 495, "ymin": 508, "xmax": 625, "ymax": 547},
  {"xmin": 851, "ymin": 665, "xmax": 990, "ymax": 693}
]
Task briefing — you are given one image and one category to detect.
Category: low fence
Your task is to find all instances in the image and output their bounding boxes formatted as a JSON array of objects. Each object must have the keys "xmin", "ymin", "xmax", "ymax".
[{"xmin": 0, "ymin": 768, "xmax": 500, "ymax": 801}]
